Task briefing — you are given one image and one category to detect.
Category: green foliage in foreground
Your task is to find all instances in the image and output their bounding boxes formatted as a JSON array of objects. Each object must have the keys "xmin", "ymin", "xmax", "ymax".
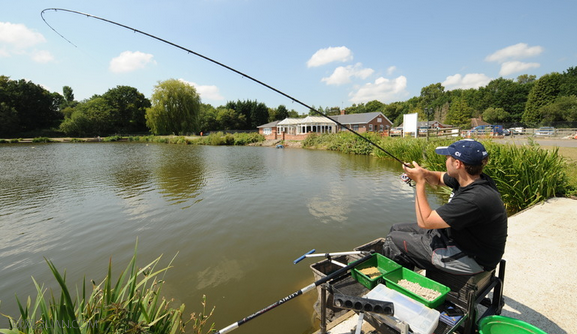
[
  {"xmin": 0, "ymin": 245, "xmax": 214, "ymax": 334},
  {"xmin": 303, "ymin": 132, "xmax": 574, "ymax": 213}
]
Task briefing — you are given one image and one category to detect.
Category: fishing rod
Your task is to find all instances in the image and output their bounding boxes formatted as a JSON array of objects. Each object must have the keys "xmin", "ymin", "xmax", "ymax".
[
  {"xmin": 214, "ymin": 251, "xmax": 374, "ymax": 334},
  {"xmin": 40, "ymin": 8, "xmax": 409, "ymax": 167}
]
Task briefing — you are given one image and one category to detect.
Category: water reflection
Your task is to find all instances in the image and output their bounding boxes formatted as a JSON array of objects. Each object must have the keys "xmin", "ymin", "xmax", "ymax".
[{"xmin": 151, "ymin": 145, "xmax": 207, "ymax": 207}]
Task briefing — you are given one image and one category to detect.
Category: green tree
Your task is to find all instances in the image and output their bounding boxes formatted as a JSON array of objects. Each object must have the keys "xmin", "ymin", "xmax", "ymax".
[
  {"xmin": 559, "ymin": 66, "xmax": 577, "ymax": 97},
  {"xmin": 102, "ymin": 85, "xmax": 151, "ymax": 132},
  {"xmin": 482, "ymin": 107, "xmax": 510, "ymax": 124},
  {"xmin": 216, "ymin": 107, "xmax": 246, "ymax": 130},
  {"xmin": 0, "ymin": 76, "xmax": 18, "ymax": 136},
  {"xmin": 271, "ymin": 104, "xmax": 289, "ymax": 121},
  {"xmin": 61, "ymin": 85, "xmax": 78, "ymax": 109},
  {"xmin": 420, "ymin": 83, "xmax": 446, "ymax": 111},
  {"xmin": 1, "ymin": 78, "xmax": 62, "ymax": 133},
  {"xmin": 365, "ymin": 100, "xmax": 385, "ymax": 114},
  {"xmin": 60, "ymin": 96, "xmax": 116, "ymax": 136},
  {"xmin": 523, "ymin": 73, "xmax": 562, "ymax": 126},
  {"xmin": 445, "ymin": 96, "xmax": 474, "ymax": 127},
  {"xmin": 146, "ymin": 79, "xmax": 201, "ymax": 135},
  {"xmin": 541, "ymin": 95, "xmax": 577, "ymax": 124},
  {"xmin": 383, "ymin": 102, "xmax": 405, "ymax": 125},
  {"xmin": 0, "ymin": 102, "xmax": 19, "ymax": 136},
  {"xmin": 517, "ymin": 74, "xmax": 537, "ymax": 85},
  {"xmin": 225, "ymin": 100, "xmax": 269, "ymax": 129},
  {"xmin": 479, "ymin": 78, "xmax": 530, "ymax": 123},
  {"xmin": 199, "ymin": 103, "xmax": 219, "ymax": 132}
]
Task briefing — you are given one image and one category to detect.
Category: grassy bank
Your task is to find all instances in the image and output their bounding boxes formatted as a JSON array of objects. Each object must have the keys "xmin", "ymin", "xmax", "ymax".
[
  {"xmin": 303, "ymin": 132, "xmax": 576, "ymax": 213},
  {"xmin": 0, "ymin": 132, "xmax": 266, "ymax": 146}
]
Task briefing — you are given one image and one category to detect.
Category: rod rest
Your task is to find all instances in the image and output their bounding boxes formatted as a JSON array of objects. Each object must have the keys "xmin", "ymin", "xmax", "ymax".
[{"xmin": 333, "ymin": 293, "xmax": 394, "ymax": 315}]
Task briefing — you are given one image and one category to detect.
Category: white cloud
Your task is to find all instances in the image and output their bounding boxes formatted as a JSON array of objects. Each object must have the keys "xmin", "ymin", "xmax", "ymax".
[
  {"xmin": 307, "ymin": 46, "xmax": 353, "ymax": 67},
  {"xmin": 0, "ymin": 22, "xmax": 45, "ymax": 50},
  {"xmin": 179, "ymin": 79, "xmax": 224, "ymax": 101},
  {"xmin": 321, "ymin": 63, "xmax": 374, "ymax": 85},
  {"xmin": 349, "ymin": 76, "xmax": 408, "ymax": 104},
  {"xmin": 386, "ymin": 66, "xmax": 397, "ymax": 75},
  {"xmin": 485, "ymin": 43, "xmax": 543, "ymax": 77},
  {"xmin": 442, "ymin": 73, "xmax": 492, "ymax": 90},
  {"xmin": 109, "ymin": 51, "xmax": 155, "ymax": 73},
  {"xmin": 31, "ymin": 50, "xmax": 54, "ymax": 63},
  {"xmin": 499, "ymin": 61, "xmax": 540, "ymax": 76},
  {"xmin": 485, "ymin": 43, "xmax": 544, "ymax": 63}
]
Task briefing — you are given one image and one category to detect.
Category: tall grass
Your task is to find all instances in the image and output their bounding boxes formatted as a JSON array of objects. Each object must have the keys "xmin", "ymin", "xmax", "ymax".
[
  {"xmin": 482, "ymin": 141, "xmax": 570, "ymax": 212},
  {"xmin": 0, "ymin": 244, "xmax": 214, "ymax": 334}
]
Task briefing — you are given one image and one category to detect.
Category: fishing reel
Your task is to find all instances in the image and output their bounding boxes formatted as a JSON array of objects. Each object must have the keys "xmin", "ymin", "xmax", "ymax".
[{"xmin": 400, "ymin": 173, "xmax": 414, "ymax": 187}]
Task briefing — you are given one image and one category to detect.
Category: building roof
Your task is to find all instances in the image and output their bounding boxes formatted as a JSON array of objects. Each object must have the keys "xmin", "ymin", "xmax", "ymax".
[
  {"xmin": 258, "ymin": 112, "xmax": 392, "ymax": 128},
  {"xmin": 277, "ymin": 116, "xmax": 336, "ymax": 125},
  {"xmin": 330, "ymin": 112, "xmax": 392, "ymax": 125},
  {"xmin": 301, "ymin": 116, "xmax": 335, "ymax": 124},
  {"xmin": 257, "ymin": 120, "xmax": 280, "ymax": 128},
  {"xmin": 471, "ymin": 117, "xmax": 489, "ymax": 127},
  {"xmin": 277, "ymin": 118, "xmax": 302, "ymax": 125}
]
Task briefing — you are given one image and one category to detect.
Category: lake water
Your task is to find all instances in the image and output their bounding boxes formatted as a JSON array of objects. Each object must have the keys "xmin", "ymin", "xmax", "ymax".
[{"xmin": 0, "ymin": 142, "xmax": 443, "ymax": 333}]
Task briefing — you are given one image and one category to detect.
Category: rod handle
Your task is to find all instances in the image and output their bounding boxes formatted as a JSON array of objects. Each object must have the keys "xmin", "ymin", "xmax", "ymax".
[{"xmin": 294, "ymin": 249, "xmax": 316, "ymax": 264}]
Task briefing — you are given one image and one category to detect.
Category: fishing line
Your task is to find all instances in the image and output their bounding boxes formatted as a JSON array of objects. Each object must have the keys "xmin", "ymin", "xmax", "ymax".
[{"xmin": 41, "ymin": 8, "xmax": 408, "ymax": 166}]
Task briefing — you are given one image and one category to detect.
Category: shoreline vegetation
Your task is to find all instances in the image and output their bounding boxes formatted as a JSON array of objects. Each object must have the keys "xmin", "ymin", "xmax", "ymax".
[
  {"xmin": 1, "ymin": 131, "xmax": 575, "ymax": 213},
  {"xmin": 0, "ymin": 243, "xmax": 215, "ymax": 334}
]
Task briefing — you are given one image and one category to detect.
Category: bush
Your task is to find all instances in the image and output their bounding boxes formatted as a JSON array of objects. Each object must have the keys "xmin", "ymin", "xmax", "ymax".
[
  {"xmin": 103, "ymin": 135, "xmax": 122, "ymax": 142},
  {"xmin": 32, "ymin": 137, "xmax": 53, "ymax": 143}
]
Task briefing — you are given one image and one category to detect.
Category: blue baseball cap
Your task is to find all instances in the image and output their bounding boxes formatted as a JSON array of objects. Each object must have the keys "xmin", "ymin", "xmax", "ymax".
[{"xmin": 435, "ymin": 139, "xmax": 488, "ymax": 165}]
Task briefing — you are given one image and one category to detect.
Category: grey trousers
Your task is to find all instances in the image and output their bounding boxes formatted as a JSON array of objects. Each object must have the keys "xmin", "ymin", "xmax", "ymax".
[{"xmin": 382, "ymin": 223, "xmax": 484, "ymax": 275}]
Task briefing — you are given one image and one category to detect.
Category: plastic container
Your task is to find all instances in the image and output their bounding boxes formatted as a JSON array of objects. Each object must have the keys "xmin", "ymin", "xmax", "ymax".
[
  {"xmin": 351, "ymin": 253, "xmax": 402, "ymax": 289},
  {"xmin": 383, "ymin": 267, "xmax": 450, "ymax": 308},
  {"xmin": 366, "ymin": 284, "xmax": 440, "ymax": 334},
  {"xmin": 478, "ymin": 315, "xmax": 548, "ymax": 334}
]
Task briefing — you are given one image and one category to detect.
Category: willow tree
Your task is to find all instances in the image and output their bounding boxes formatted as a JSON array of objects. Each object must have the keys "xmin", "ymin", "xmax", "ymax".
[{"xmin": 146, "ymin": 79, "xmax": 201, "ymax": 135}]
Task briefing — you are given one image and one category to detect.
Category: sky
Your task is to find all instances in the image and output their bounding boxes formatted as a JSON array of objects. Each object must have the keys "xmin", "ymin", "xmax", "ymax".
[{"xmin": 2, "ymin": 0, "xmax": 577, "ymax": 114}]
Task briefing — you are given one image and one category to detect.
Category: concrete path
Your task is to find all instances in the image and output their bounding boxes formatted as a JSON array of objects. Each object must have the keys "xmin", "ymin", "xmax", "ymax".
[{"xmin": 500, "ymin": 197, "xmax": 577, "ymax": 334}]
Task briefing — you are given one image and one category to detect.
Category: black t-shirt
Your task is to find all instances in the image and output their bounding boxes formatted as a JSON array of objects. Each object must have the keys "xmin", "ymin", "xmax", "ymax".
[{"xmin": 436, "ymin": 173, "xmax": 508, "ymax": 270}]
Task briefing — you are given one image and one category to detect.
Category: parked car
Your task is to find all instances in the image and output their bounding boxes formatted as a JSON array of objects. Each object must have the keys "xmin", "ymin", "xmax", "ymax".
[
  {"xmin": 510, "ymin": 127, "xmax": 524, "ymax": 135},
  {"xmin": 470, "ymin": 125, "xmax": 504, "ymax": 136},
  {"xmin": 535, "ymin": 127, "xmax": 555, "ymax": 136},
  {"xmin": 390, "ymin": 127, "xmax": 403, "ymax": 136},
  {"xmin": 503, "ymin": 128, "xmax": 511, "ymax": 136}
]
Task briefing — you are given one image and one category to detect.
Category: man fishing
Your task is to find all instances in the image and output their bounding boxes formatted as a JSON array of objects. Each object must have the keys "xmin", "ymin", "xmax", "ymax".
[{"xmin": 383, "ymin": 139, "xmax": 507, "ymax": 275}]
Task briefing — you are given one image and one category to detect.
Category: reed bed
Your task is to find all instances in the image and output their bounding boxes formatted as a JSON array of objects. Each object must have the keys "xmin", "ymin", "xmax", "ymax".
[{"xmin": 0, "ymin": 244, "xmax": 214, "ymax": 334}]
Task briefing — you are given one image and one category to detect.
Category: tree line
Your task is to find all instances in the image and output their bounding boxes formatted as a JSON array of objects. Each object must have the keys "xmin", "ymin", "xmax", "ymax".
[
  {"xmin": 1, "ymin": 66, "xmax": 577, "ymax": 138},
  {"xmin": 338, "ymin": 66, "xmax": 577, "ymax": 128},
  {"xmin": 0, "ymin": 77, "xmax": 300, "ymax": 138}
]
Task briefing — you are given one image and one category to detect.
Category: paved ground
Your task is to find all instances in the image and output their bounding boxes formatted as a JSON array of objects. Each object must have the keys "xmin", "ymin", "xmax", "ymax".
[
  {"xmin": 499, "ymin": 197, "xmax": 577, "ymax": 334},
  {"xmin": 493, "ymin": 136, "xmax": 577, "ymax": 147}
]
